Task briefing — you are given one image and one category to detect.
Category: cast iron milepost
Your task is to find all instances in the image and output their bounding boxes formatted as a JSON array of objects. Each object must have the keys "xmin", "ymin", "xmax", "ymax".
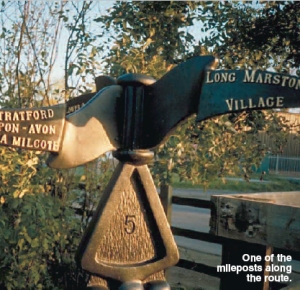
[
  {"xmin": 1, "ymin": 55, "xmax": 300, "ymax": 289},
  {"xmin": 75, "ymin": 74, "xmax": 179, "ymax": 290}
]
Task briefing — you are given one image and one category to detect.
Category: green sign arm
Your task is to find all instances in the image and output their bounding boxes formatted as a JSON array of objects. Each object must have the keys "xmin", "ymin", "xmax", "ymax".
[
  {"xmin": 140, "ymin": 55, "xmax": 216, "ymax": 149},
  {"xmin": 137, "ymin": 57, "xmax": 300, "ymax": 150},
  {"xmin": 47, "ymin": 85, "xmax": 122, "ymax": 169},
  {"xmin": 197, "ymin": 69, "xmax": 300, "ymax": 122}
]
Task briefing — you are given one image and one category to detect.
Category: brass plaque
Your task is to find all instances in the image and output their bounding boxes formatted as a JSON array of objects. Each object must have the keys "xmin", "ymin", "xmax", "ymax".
[{"xmin": 0, "ymin": 103, "xmax": 66, "ymax": 152}]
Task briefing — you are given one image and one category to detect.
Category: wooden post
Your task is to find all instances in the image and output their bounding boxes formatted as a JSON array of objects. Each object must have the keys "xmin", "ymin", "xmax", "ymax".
[
  {"xmin": 159, "ymin": 184, "xmax": 174, "ymax": 282},
  {"xmin": 263, "ymin": 246, "xmax": 273, "ymax": 290},
  {"xmin": 159, "ymin": 185, "xmax": 173, "ymax": 224}
]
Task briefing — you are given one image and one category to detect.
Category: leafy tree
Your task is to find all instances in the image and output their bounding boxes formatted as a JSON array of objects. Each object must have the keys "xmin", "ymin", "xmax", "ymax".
[
  {"xmin": 0, "ymin": 1, "xmax": 109, "ymax": 289},
  {"xmin": 95, "ymin": 1, "xmax": 201, "ymax": 78},
  {"xmin": 200, "ymin": 1, "xmax": 300, "ymax": 71},
  {"xmin": 0, "ymin": 150, "xmax": 83, "ymax": 289}
]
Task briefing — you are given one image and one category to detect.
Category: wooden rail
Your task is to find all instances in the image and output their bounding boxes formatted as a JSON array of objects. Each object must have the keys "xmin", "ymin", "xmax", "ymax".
[{"xmin": 160, "ymin": 186, "xmax": 300, "ymax": 290}]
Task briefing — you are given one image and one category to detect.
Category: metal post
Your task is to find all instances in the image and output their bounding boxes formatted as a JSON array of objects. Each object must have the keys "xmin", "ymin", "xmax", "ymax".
[
  {"xmin": 77, "ymin": 74, "xmax": 179, "ymax": 290},
  {"xmin": 276, "ymin": 154, "xmax": 279, "ymax": 174}
]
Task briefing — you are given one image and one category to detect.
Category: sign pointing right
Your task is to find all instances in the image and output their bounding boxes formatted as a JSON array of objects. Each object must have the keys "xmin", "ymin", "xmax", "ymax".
[{"xmin": 197, "ymin": 68, "xmax": 300, "ymax": 122}]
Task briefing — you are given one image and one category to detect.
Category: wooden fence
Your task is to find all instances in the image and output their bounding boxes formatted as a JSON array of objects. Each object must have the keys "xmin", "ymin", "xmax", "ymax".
[
  {"xmin": 159, "ymin": 185, "xmax": 300, "ymax": 290},
  {"xmin": 73, "ymin": 184, "xmax": 300, "ymax": 289},
  {"xmin": 258, "ymin": 112, "xmax": 300, "ymax": 158}
]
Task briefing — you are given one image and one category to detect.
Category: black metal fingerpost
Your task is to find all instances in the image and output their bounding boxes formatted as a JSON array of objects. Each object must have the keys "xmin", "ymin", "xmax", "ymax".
[{"xmin": 79, "ymin": 73, "xmax": 178, "ymax": 290}]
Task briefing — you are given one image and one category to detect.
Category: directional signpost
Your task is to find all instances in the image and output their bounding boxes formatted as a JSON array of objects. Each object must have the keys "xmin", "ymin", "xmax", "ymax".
[
  {"xmin": 2, "ymin": 55, "xmax": 300, "ymax": 289},
  {"xmin": 0, "ymin": 104, "xmax": 65, "ymax": 152}
]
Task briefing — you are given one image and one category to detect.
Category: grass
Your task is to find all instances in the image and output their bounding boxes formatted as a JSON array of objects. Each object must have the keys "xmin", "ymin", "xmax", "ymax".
[{"xmin": 172, "ymin": 173, "xmax": 300, "ymax": 193}]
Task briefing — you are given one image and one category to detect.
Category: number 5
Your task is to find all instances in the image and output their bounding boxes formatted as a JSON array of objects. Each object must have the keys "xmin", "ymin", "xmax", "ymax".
[{"xmin": 125, "ymin": 215, "xmax": 136, "ymax": 234}]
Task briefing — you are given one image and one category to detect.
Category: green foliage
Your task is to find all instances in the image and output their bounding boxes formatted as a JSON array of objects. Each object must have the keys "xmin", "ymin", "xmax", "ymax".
[
  {"xmin": 0, "ymin": 1, "xmax": 104, "ymax": 105},
  {"xmin": 200, "ymin": 1, "xmax": 300, "ymax": 71},
  {"xmin": 0, "ymin": 151, "xmax": 114, "ymax": 289},
  {"xmin": 0, "ymin": 2, "xmax": 109, "ymax": 289},
  {"xmin": 152, "ymin": 111, "xmax": 291, "ymax": 187},
  {"xmin": 0, "ymin": 148, "xmax": 87, "ymax": 289},
  {"xmin": 72, "ymin": 156, "xmax": 115, "ymax": 229},
  {"xmin": 59, "ymin": 1, "xmax": 104, "ymax": 97},
  {"xmin": 96, "ymin": 1, "xmax": 200, "ymax": 78},
  {"xmin": 0, "ymin": 125, "xmax": 113, "ymax": 287}
]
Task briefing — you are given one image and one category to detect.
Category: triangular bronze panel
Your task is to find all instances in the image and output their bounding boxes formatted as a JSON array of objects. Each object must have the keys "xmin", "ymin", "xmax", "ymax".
[{"xmin": 77, "ymin": 162, "xmax": 179, "ymax": 282}]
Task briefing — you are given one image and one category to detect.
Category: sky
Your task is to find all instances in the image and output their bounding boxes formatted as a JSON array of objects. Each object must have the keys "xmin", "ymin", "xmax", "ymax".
[
  {"xmin": 52, "ymin": 1, "xmax": 115, "ymax": 83},
  {"xmin": 52, "ymin": 1, "xmax": 207, "ymax": 83}
]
